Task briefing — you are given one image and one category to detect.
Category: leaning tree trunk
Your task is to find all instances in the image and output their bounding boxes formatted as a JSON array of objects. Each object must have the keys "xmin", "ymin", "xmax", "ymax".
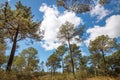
[
  {"xmin": 6, "ymin": 27, "xmax": 19, "ymax": 71},
  {"xmin": 68, "ymin": 39, "xmax": 76, "ymax": 79}
]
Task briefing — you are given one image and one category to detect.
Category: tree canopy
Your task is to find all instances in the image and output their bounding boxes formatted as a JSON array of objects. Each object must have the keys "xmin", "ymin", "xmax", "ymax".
[
  {"xmin": 56, "ymin": 0, "xmax": 108, "ymax": 13},
  {"xmin": 0, "ymin": 1, "xmax": 42, "ymax": 71},
  {"xmin": 89, "ymin": 35, "xmax": 116, "ymax": 75}
]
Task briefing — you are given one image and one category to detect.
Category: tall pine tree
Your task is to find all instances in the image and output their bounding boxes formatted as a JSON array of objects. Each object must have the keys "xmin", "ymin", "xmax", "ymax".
[{"xmin": 0, "ymin": 2, "xmax": 42, "ymax": 71}]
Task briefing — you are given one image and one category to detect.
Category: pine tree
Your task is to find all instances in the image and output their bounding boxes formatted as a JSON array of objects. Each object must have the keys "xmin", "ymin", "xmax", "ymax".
[{"xmin": 0, "ymin": 2, "xmax": 42, "ymax": 71}]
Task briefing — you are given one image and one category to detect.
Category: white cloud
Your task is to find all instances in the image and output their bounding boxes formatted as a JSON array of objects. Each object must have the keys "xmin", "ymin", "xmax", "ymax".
[
  {"xmin": 90, "ymin": 4, "xmax": 109, "ymax": 21},
  {"xmin": 81, "ymin": 51, "xmax": 87, "ymax": 56},
  {"xmin": 39, "ymin": 4, "xmax": 83, "ymax": 50},
  {"xmin": 85, "ymin": 15, "xmax": 120, "ymax": 45}
]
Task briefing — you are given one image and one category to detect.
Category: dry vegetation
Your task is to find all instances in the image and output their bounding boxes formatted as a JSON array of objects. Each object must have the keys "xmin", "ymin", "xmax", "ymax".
[
  {"xmin": 0, "ymin": 1, "xmax": 120, "ymax": 80},
  {"xmin": 87, "ymin": 76, "xmax": 116, "ymax": 80},
  {"xmin": 0, "ymin": 70, "xmax": 119, "ymax": 80},
  {"xmin": 39, "ymin": 75, "xmax": 118, "ymax": 80}
]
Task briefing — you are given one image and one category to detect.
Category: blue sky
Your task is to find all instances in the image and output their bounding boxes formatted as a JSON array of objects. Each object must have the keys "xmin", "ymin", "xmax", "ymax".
[{"xmin": 1, "ymin": 0, "xmax": 120, "ymax": 71}]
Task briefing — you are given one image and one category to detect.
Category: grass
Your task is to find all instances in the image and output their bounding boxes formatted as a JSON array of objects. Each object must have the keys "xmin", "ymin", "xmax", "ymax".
[
  {"xmin": 38, "ymin": 74, "xmax": 118, "ymax": 80},
  {"xmin": 87, "ymin": 76, "xmax": 116, "ymax": 80},
  {"xmin": 0, "ymin": 70, "xmax": 119, "ymax": 80}
]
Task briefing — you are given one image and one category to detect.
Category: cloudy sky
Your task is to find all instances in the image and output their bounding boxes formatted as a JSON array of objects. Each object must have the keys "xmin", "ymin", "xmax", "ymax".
[{"xmin": 2, "ymin": 0, "xmax": 120, "ymax": 70}]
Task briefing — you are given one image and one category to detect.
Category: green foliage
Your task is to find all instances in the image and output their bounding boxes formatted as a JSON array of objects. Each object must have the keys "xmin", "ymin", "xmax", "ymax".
[
  {"xmin": 13, "ymin": 56, "xmax": 25, "ymax": 71},
  {"xmin": 76, "ymin": 70, "xmax": 87, "ymax": 80},
  {"xmin": 0, "ymin": 33, "xmax": 6, "ymax": 68},
  {"xmin": 89, "ymin": 35, "xmax": 116, "ymax": 75},
  {"xmin": 99, "ymin": 0, "xmax": 108, "ymax": 5},
  {"xmin": 46, "ymin": 52, "xmax": 61, "ymax": 76},
  {"xmin": 64, "ymin": 55, "xmax": 72, "ymax": 73},
  {"xmin": 57, "ymin": 22, "xmax": 74, "ymax": 43},
  {"xmin": 56, "ymin": 45, "xmax": 67, "ymax": 57},
  {"xmin": 0, "ymin": 1, "xmax": 119, "ymax": 80},
  {"xmin": 89, "ymin": 35, "xmax": 115, "ymax": 54},
  {"xmin": 89, "ymin": 53, "xmax": 103, "ymax": 76},
  {"xmin": 0, "ymin": 1, "xmax": 42, "ymax": 71},
  {"xmin": 79, "ymin": 56, "xmax": 88, "ymax": 71},
  {"xmin": 107, "ymin": 50, "xmax": 120, "ymax": 76},
  {"xmin": 61, "ymin": 44, "xmax": 82, "ymax": 74},
  {"xmin": 0, "ymin": 70, "xmax": 18, "ymax": 80},
  {"xmin": 13, "ymin": 47, "xmax": 39, "ymax": 72},
  {"xmin": 57, "ymin": 22, "xmax": 83, "ymax": 78},
  {"xmin": 0, "ymin": 1, "xmax": 42, "ymax": 41},
  {"xmin": 56, "ymin": 0, "xmax": 108, "ymax": 13},
  {"xmin": 57, "ymin": 0, "xmax": 93, "ymax": 13},
  {"xmin": 57, "ymin": 21, "xmax": 83, "ymax": 44},
  {"xmin": 56, "ymin": 45, "xmax": 67, "ymax": 73},
  {"xmin": 71, "ymin": 44, "xmax": 81, "ymax": 69}
]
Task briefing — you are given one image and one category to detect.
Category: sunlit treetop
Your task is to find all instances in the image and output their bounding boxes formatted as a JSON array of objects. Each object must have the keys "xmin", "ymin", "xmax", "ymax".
[
  {"xmin": 0, "ymin": 1, "xmax": 43, "ymax": 42},
  {"xmin": 57, "ymin": 0, "xmax": 108, "ymax": 13}
]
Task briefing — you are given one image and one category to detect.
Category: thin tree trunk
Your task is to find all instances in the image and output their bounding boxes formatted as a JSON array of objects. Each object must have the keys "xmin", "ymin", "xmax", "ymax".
[
  {"xmin": 61, "ymin": 56, "xmax": 64, "ymax": 73},
  {"xmin": 94, "ymin": 66, "xmax": 97, "ymax": 77},
  {"xmin": 101, "ymin": 50, "xmax": 107, "ymax": 75},
  {"xmin": 68, "ymin": 39, "xmax": 76, "ymax": 79},
  {"xmin": 51, "ymin": 67, "xmax": 53, "ymax": 77},
  {"xmin": 6, "ymin": 27, "xmax": 19, "ymax": 71},
  {"xmin": 53, "ymin": 65, "xmax": 56, "ymax": 75}
]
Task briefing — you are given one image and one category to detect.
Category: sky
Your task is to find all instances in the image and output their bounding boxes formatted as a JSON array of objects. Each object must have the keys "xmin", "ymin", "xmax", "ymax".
[{"xmin": 1, "ymin": 0, "xmax": 120, "ymax": 71}]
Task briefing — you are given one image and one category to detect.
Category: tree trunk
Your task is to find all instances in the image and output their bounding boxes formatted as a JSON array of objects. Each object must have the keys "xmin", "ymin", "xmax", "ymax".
[
  {"xmin": 68, "ymin": 39, "xmax": 76, "ymax": 79},
  {"xmin": 101, "ymin": 50, "xmax": 107, "ymax": 75},
  {"xmin": 61, "ymin": 56, "xmax": 64, "ymax": 73},
  {"xmin": 53, "ymin": 65, "xmax": 56, "ymax": 75},
  {"xmin": 6, "ymin": 27, "xmax": 19, "ymax": 71},
  {"xmin": 51, "ymin": 67, "xmax": 52, "ymax": 77},
  {"xmin": 94, "ymin": 66, "xmax": 97, "ymax": 76}
]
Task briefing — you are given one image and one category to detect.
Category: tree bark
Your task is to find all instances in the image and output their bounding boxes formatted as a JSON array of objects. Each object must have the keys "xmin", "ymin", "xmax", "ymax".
[
  {"xmin": 6, "ymin": 27, "xmax": 19, "ymax": 71},
  {"xmin": 68, "ymin": 39, "xmax": 76, "ymax": 79},
  {"xmin": 51, "ymin": 67, "xmax": 52, "ymax": 77},
  {"xmin": 61, "ymin": 56, "xmax": 64, "ymax": 73},
  {"xmin": 101, "ymin": 49, "xmax": 107, "ymax": 75},
  {"xmin": 53, "ymin": 64, "xmax": 56, "ymax": 75}
]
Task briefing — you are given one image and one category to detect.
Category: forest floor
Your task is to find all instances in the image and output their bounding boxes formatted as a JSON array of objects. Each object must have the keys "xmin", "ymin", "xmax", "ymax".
[{"xmin": 38, "ymin": 75, "xmax": 119, "ymax": 80}]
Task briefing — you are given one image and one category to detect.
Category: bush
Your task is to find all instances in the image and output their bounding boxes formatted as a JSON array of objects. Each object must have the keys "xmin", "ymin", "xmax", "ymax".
[
  {"xmin": 0, "ymin": 70, "xmax": 18, "ymax": 80},
  {"xmin": 76, "ymin": 71, "xmax": 87, "ymax": 80}
]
